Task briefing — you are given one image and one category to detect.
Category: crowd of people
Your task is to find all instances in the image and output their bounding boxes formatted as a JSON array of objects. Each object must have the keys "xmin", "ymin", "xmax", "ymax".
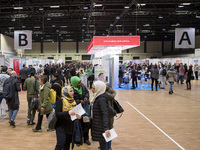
[
  {"xmin": 0, "ymin": 62, "xmax": 117, "ymax": 150},
  {"xmin": 119, "ymin": 62, "xmax": 198, "ymax": 94}
]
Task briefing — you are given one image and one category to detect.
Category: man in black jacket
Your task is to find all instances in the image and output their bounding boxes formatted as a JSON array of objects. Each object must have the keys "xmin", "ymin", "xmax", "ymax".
[
  {"xmin": 52, "ymin": 73, "xmax": 63, "ymax": 101},
  {"xmin": 20, "ymin": 64, "xmax": 28, "ymax": 90},
  {"xmin": 131, "ymin": 66, "xmax": 138, "ymax": 89},
  {"xmin": 118, "ymin": 66, "xmax": 124, "ymax": 88},
  {"xmin": 5, "ymin": 71, "xmax": 21, "ymax": 127}
]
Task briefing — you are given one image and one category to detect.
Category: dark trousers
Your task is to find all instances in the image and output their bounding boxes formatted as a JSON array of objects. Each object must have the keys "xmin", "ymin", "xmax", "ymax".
[
  {"xmin": 55, "ymin": 130, "xmax": 72, "ymax": 150},
  {"xmin": 151, "ymin": 78, "xmax": 158, "ymax": 91},
  {"xmin": 99, "ymin": 140, "xmax": 108, "ymax": 150},
  {"xmin": 81, "ymin": 120, "xmax": 90, "ymax": 141},
  {"xmin": 195, "ymin": 71, "xmax": 198, "ymax": 80},
  {"xmin": 132, "ymin": 77, "xmax": 137, "ymax": 88},
  {"xmin": 36, "ymin": 112, "xmax": 50, "ymax": 130},
  {"xmin": 21, "ymin": 79, "xmax": 25, "ymax": 90},
  {"xmin": 27, "ymin": 96, "xmax": 37, "ymax": 122}
]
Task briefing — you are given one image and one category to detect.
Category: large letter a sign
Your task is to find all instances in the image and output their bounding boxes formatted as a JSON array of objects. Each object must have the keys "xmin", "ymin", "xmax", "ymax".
[
  {"xmin": 175, "ymin": 28, "xmax": 195, "ymax": 49},
  {"xmin": 14, "ymin": 30, "xmax": 32, "ymax": 49}
]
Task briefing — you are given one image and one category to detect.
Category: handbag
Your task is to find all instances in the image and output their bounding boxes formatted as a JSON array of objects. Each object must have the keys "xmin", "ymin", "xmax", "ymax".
[
  {"xmin": 107, "ymin": 104, "xmax": 117, "ymax": 118},
  {"xmin": 48, "ymin": 108, "xmax": 57, "ymax": 129},
  {"xmin": 113, "ymin": 99, "xmax": 124, "ymax": 114}
]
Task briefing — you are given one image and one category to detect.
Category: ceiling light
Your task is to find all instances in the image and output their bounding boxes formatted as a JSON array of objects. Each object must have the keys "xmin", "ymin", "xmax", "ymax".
[
  {"xmin": 82, "ymin": 29, "xmax": 85, "ymax": 32},
  {"xmin": 178, "ymin": 5, "xmax": 184, "ymax": 8},
  {"xmin": 140, "ymin": 4, "xmax": 146, "ymax": 6},
  {"xmin": 110, "ymin": 24, "xmax": 113, "ymax": 27},
  {"xmin": 34, "ymin": 26, "xmax": 40, "ymax": 28},
  {"xmin": 95, "ymin": 4, "xmax": 102, "ymax": 7},
  {"xmin": 116, "ymin": 16, "xmax": 120, "ymax": 20},
  {"xmin": 82, "ymin": 24, "xmax": 86, "ymax": 27},
  {"xmin": 182, "ymin": 3, "xmax": 191, "ymax": 5},
  {"xmin": 50, "ymin": 6, "xmax": 60, "ymax": 8},
  {"xmin": 162, "ymin": 28, "xmax": 166, "ymax": 31},
  {"xmin": 14, "ymin": 7, "xmax": 23, "ymax": 10},
  {"xmin": 83, "ymin": 6, "xmax": 88, "ymax": 10},
  {"xmin": 116, "ymin": 25, "xmax": 122, "ymax": 27},
  {"xmin": 61, "ymin": 26, "xmax": 67, "ymax": 28},
  {"xmin": 83, "ymin": 17, "xmax": 87, "ymax": 20},
  {"xmin": 22, "ymin": 26, "xmax": 25, "ymax": 28},
  {"xmin": 89, "ymin": 25, "xmax": 94, "ymax": 27},
  {"xmin": 8, "ymin": 27, "xmax": 14, "ymax": 29},
  {"xmin": 52, "ymin": 25, "xmax": 55, "ymax": 27},
  {"xmin": 196, "ymin": 15, "xmax": 200, "ymax": 19},
  {"xmin": 158, "ymin": 16, "xmax": 163, "ymax": 19},
  {"xmin": 56, "ymin": 30, "xmax": 59, "ymax": 32},
  {"xmin": 143, "ymin": 24, "xmax": 150, "ymax": 27},
  {"xmin": 144, "ymin": 36, "xmax": 147, "ymax": 38},
  {"xmin": 47, "ymin": 18, "xmax": 51, "ymax": 21},
  {"xmin": 39, "ymin": 7, "xmax": 44, "ymax": 11},
  {"xmin": 12, "ymin": 18, "xmax": 16, "ymax": 21},
  {"xmin": 124, "ymin": 6, "xmax": 130, "ymax": 9}
]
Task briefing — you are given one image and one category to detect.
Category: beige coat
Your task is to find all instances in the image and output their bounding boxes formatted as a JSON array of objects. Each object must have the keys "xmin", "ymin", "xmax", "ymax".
[{"xmin": 167, "ymin": 70, "xmax": 177, "ymax": 83}]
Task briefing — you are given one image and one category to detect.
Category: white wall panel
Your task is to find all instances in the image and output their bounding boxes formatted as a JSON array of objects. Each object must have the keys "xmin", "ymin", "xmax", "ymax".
[
  {"xmin": 1, "ymin": 34, "xmax": 16, "ymax": 56},
  {"xmin": 44, "ymin": 42, "xmax": 58, "ymax": 53},
  {"xmin": 25, "ymin": 42, "xmax": 40, "ymax": 54}
]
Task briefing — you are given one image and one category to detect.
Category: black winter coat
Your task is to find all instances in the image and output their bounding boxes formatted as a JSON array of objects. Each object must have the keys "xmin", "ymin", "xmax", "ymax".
[
  {"xmin": 73, "ymin": 84, "xmax": 89, "ymax": 105},
  {"xmin": 91, "ymin": 93, "xmax": 110, "ymax": 142},
  {"xmin": 55, "ymin": 99, "xmax": 74, "ymax": 134},
  {"xmin": 52, "ymin": 79, "xmax": 63, "ymax": 101},
  {"xmin": 7, "ymin": 76, "xmax": 21, "ymax": 109}
]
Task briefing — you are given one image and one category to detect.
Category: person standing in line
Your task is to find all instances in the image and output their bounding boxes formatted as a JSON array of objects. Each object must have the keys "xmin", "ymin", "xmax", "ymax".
[
  {"xmin": 23, "ymin": 71, "xmax": 39, "ymax": 125},
  {"xmin": 118, "ymin": 66, "xmax": 124, "ymax": 88},
  {"xmin": 54, "ymin": 86, "xmax": 81, "ymax": 150},
  {"xmin": 179, "ymin": 63, "xmax": 185, "ymax": 84},
  {"xmin": 131, "ymin": 66, "xmax": 138, "ymax": 89},
  {"xmin": 186, "ymin": 65, "xmax": 193, "ymax": 90},
  {"xmin": 32, "ymin": 75, "xmax": 53, "ymax": 132},
  {"xmin": 86, "ymin": 65, "xmax": 94, "ymax": 89},
  {"xmin": 150, "ymin": 65, "xmax": 159, "ymax": 91},
  {"xmin": 64, "ymin": 66, "xmax": 71, "ymax": 85},
  {"xmin": 0, "ymin": 66, "xmax": 10, "ymax": 104},
  {"xmin": 166, "ymin": 67, "xmax": 177, "ymax": 94},
  {"xmin": 20, "ymin": 64, "xmax": 28, "ymax": 91},
  {"xmin": 4, "ymin": 71, "xmax": 21, "ymax": 127},
  {"xmin": 91, "ymin": 81, "xmax": 111, "ymax": 150},
  {"xmin": 70, "ymin": 76, "xmax": 91, "ymax": 145},
  {"xmin": 159, "ymin": 65, "xmax": 166, "ymax": 89},
  {"xmin": 194, "ymin": 64, "xmax": 199, "ymax": 80}
]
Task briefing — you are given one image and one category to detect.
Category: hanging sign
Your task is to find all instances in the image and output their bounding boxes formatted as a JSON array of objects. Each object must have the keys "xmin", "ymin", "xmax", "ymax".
[
  {"xmin": 175, "ymin": 28, "xmax": 195, "ymax": 49},
  {"xmin": 14, "ymin": 30, "xmax": 32, "ymax": 49}
]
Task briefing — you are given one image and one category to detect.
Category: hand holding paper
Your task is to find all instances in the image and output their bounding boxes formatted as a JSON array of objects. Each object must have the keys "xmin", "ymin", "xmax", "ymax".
[
  {"xmin": 102, "ymin": 128, "xmax": 118, "ymax": 142},
  {"xmin": 70, "ymin": 103, "xmax": 85, "ymax": 121}
]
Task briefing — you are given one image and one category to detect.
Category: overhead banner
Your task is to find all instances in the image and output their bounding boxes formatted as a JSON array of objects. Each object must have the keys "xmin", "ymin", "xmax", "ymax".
[
  {"xmin": 175, "ymin": 28, "xmax": 195, "ymax": 49},
  {"xmin": 14, "ymin": 30, "xmax": 32, "ymax": 49}
]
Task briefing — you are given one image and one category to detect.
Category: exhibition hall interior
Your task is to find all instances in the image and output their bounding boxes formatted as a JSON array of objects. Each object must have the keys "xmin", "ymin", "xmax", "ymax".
[{"xmin": 0, "ymin": 0, "xmax": 200, "ymax": 150}]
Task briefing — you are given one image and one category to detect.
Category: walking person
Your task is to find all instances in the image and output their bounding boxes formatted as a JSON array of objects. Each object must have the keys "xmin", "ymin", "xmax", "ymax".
[
  {"xmin": 20, "ymin": 64, "xmax": 28, "ymax": 91},
  {"xmin": 166, "ymin": 67, "xmax": 177, "ymax": 94},
  {"xmin": 150, "ymin": 65, "xmax": 159, "ymax": 91},
  {"xmin": 179, "ymin": 63, "xmax": 185, "ymax": 84},
  {"xmin": 91, "ymin": 80, "xmax": 111, "ymax": 150},
  {"xmin": 159, "ymin": 65, "xmax": 166, "ymax": 89},
  {"xmin": 32, "ymin": 75, "xmax": 53, "ymax": 132},
  {"xmin": 23, "ymin": 71, "xmax": 39, "ymax": 125},
  {"xmin": 54, "ymin": 86, "xmax": 81, "ymax": 150},
  {"xmin": 118, "ymin": 66, "xmax": 123, "ymax": 88},
  {"xmin": 4, "ymin": 71, "xmax": 21, "ymax": 127},
  {"xmin": 194, "ymin": 64, "xmax": 199, "ymax": 80},
  {"xmin": 186, "ymin": 65, "xmax": 193, "ymax": 90},
  {"xmin": 131, "ymin": 66, "xmax": 138, "ymax": 89}
]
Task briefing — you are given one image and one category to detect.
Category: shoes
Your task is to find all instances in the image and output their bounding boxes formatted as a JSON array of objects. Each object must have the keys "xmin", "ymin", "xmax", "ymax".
[
  {"xmin": 131, "ymin": 87, "xmax": 135, "ymax": 89},
  {"xmin": 47, "ymin": 128, "xmax": 54, "ymax": 132},
  {"xmin": 76, "ymin": 144, "xmax": 81, "ymax": 147},
  {"xmin": 29, "ymin": 122, "xmax": 36, "ymax": 125},
  {"xmin": 84, "ymin": 140, "xmax": 91, "ymax": 145},
  {"xmin": 169, "ymin": 91, "xmax": 172, "ymax": 94},
  {"xmin": 32, "ymin": 128, "xmax": 42, "ymax": 132},
  {"xmin": 10, "ymin": 121, "xmax": 15, "ymax": 128},
  {"xmin": 27, "ymin": 119, "xmax": 30, "ymax": 125}
]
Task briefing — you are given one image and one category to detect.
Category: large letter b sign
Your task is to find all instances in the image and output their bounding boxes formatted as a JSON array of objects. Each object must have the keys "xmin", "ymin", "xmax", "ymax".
[
  {"xmin": 175, "ymin": 28, "xmax": 195, "ymax": 49},
  {"xmin": 14, "ymin": 30, "xmax": 32, "ymax": 49}
]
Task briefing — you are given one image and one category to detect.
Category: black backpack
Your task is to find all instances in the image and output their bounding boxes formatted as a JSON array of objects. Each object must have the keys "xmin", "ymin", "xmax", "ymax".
[
  {"xmin": 30, "ymin": 98, "xmax": 39, "ymax": 110},
  {"xmin": 3, "ymin": 78, "xmax": 14, "ymax": 101},
  {"xmin": 162, "ymin": 69, "xmax": 167, "ymax": 76}
]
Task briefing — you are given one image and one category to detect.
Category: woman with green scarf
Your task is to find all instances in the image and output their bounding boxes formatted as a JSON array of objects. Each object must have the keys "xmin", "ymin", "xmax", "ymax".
[
  {"xmin": 71, "ymin": 76, "xmax": 91, "ymax": 146},
  {"xmin": 54, "ymin": 85, "xmax": 81, "ymax": 150}
]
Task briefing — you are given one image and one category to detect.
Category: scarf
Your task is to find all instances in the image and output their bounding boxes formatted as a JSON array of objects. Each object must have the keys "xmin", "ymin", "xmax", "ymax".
[
  {"xmin": 62, "ymin": 86, "xmax": 76, "ymax": 112},
  {"xmin": 90, "ymin": 80, "xmax": 106, "ymax": 104},
  {"xmin": 71, "ymin": 76, "xmax": 82, "ymax": 96}
]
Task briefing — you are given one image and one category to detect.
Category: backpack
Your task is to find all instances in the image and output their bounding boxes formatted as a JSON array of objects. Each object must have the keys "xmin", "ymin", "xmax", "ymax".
[
  {"xmin": 30, "ymin": 98, "xmax": 39, "ymax": 110},
  {"xmin": 162, "ymin": 69, "xmax": 167, "ymax": 76},
  {"xmin": 49, "ymin": 83, "xmax": 63, "ymax": 105},
  {"xmin": 3, "ymin": 78, "xmax": 14, "ymax": 101}
]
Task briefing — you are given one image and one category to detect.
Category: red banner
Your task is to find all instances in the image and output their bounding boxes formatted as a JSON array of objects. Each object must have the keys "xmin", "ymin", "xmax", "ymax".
[{"xmin": 13, "ymin": 59, "xmax": 20, "ymax": 81}]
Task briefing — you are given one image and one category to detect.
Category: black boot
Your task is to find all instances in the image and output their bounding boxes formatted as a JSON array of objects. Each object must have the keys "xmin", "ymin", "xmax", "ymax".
[{"xmin": 10, "ymin": 121, "xmax": 15, "ymax": 128}]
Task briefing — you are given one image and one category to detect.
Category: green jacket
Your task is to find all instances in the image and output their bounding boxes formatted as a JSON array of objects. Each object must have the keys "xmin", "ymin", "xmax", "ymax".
[
  {"xmin": 24, "ymin": 77, "xmax": 39, "ymax": 97},
  {"xmin": 39, "ymin": 82, "xmax": 52, "ymax": 115}
]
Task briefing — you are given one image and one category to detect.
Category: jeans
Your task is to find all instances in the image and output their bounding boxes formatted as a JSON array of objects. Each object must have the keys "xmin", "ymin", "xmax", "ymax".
[
  {"xmin": 179, "ymin": 75, "xmax": 184, "ymax": 84},
  {"xmin": 160, "ymin": 76, "xmax": 165, "ymax": 88},
  {"xmin": 99, "ymin": 141, "xmax": 108, "ymax": 150},
  {"xmin": 151, "ymin": 78, "xmax": 158, "ymax": 91},
  {"xmin": 177, "ymin": 73, "xmax": 180, "ymax": 84},
  {"xmin": 9, "ymin": 107, "xmax": 19, "ymax": 122},
  {"xmin": 132, "ymin": 77, "xmax": 137, "ymax": 88},
  {"xmin": 169, "ymin": 82, "xmax": 174, "ymax": 92},
  {"xmin": 107, "ymin": 141, "xmax": 112, "ymax": 149},
  {"xmin": 35, "ymin": 112, "xmax": 50, "ymax": 130},
  {"xmin": 55, "ymin": 130, "xmax": 72, "ymax": 150}
]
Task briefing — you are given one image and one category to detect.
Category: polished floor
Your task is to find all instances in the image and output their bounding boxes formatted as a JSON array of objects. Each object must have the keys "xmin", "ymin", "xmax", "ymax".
[{"xmin": 0, "ymin": 80, "xmax": 200, "ymax": 150}]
